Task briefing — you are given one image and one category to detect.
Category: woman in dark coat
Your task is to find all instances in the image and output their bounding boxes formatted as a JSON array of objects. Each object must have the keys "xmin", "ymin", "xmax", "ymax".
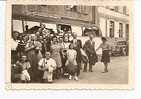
[{"xmin": 83, "ymin": 32, "xmax": 98, "ymax": 72}]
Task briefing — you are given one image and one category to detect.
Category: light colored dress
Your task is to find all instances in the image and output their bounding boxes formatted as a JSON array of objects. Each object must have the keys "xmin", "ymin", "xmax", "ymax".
[
  {"xmin": 66, "ymin": 49, "xmax": 77, "ymax": 66},
  {"xmin": 16, "ymin": 61, "xmax": 31, "ymax": 81},
  {"xmin": 66, "ymin": 49, "xmax": 77, "ymax": 73},
  {"xmin": 51, "ymin": 44, "xmax": 62, "ymax": 68}
]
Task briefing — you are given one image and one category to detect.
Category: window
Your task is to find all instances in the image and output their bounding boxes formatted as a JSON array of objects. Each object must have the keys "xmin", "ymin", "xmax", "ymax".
[
  {"xmin": 123, "ymin": 6, "xmax": 127, "ymax": 15},
  {"xmin": 82, "ymin": 27, "xmax": 99, "ymax": 37},
  {"xmin": 57, "ymin": 24, "xmax": 72, "ymax": 33},
  {"xmin": 108, "ymin": 6, "xmax": 115, "ymax": 11},
  {"xmin": 118, "ymin": 7, "xmax": 124, "ymax": 13},
  {"xmin": 125, "ymin": 24, "xmax": 129, "ymax": 40},
  {"xmin": 82, "ymin": 27, "xmax": 89, "ymax": 36},
  {"xmin": 66, "ymin": 5, "xmax": 77, "ymax": 12},
  {"xmin": 56, "ymin": 24, "xmax": 72, "ymax": 42},
  {"xmin": 114, "ymin": 6, "xmax": 119, "ymax": 12},
  {"xmin": 119, "ymin": 23, "xmax": 123, "ymax": 38},
  {"xmin": 109, "ymin": 21, "xmax": 115, "ymax": 38},
  {"xmin": 77, "ymin": 6, "xmax": 88, "ymax": 15}
]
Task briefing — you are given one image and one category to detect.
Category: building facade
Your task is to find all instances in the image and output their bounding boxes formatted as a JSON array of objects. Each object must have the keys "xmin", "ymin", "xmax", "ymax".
[
  {"xmin": 97, "ymin": 6, "xmax": 130, "ymax": 41},
  {"xmin": 12, "ymin": 5, "xmax": 99, "ymax": 36},
  {"xmin": 12, "ymin": 5, "xmax": 129, "ymax": 40}
]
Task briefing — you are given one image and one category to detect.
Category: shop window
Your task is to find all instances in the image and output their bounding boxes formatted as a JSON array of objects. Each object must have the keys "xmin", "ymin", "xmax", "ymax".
[
  {"xmin": 57, "ymin": 24, "xmax": 72, "ymax": 42},
  {"xmin": 82, "ymin": 27, "xmax": 89, "ymax": 36},
  {"xmin": 109, "ymin": 21, "xmax": 115, "ymax": 38},
  {"xmin": 71, "ymin": 26, "xmax": 82, "ymax": 36},
  {"xmin": 24, "ymin": 21, "xmax": 40, "ymax": 29},
  {"xmin": 57, "ymin": 24, "xmax": 72, "ymax": 33}
]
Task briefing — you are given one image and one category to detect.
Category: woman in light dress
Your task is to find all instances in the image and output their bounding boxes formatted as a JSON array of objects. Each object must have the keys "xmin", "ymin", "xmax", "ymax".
[
  {"xmin": 66, "ymin": 43, "xmax": 78, "ymax": 81},
  {"xmin": 16, "ymin": 55, "xmax": 31, "ymax": 83},
  {"xmin": 50, "ymin": 36, "xmax": 62, "ymax": 79}
]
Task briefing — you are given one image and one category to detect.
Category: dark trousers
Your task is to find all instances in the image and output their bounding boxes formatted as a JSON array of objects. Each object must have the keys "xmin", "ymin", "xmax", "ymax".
[
  {"xmin": 83, "ymin": 63, "xmax": 87, "ymax": 71},
  {"xmin": 11, "ymin": 50, "xmax": 18, "ymax": 64},
  {"xmin": 77, "ymin": 62, "xmax": 81, "ymax": 76},
  {"xmin": 61, "ymin": 56, "xmax": 67, "ymax": 74},
  {"xmin": 53, "ymin": 67, "xmax": 62, "ymax": 79},
  {"xmin": 84, "ymin": 63, "xmax": 93, "ymax": 71}
]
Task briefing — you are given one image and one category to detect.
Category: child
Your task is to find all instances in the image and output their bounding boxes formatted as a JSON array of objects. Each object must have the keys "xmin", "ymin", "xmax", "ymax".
[
  {"xmin": 66, "ymin": 43, "xmax": 78, "ymax": 81},
  {"xmin": 16, "ymin": 55, "xmax": 31, "ymax": 83},
  {"xmin": 96, "ymin": 37, "xmax": 110, "ymax": 73},
  {"xmin": 38, "ymin": 51, "xmax": 56, "ymax": 83}
]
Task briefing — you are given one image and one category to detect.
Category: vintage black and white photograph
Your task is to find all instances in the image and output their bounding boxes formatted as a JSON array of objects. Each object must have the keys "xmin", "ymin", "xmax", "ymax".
[{"xmin": 6, "ymin": 3, "xmax": 133, "ymax": 89}]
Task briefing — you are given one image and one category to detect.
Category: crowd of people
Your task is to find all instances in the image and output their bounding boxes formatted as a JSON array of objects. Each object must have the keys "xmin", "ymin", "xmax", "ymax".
[{"xmin": 11, "ymin": 24, "xmax": 110, "ymax": 83}]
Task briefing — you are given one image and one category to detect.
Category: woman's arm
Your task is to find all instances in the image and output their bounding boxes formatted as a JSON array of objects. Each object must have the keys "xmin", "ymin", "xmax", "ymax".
[
  {"xmin": 25, "ymin": 43, "xmax": 35, "ymax": 52},
  {"xmin": 27, "ymin": 62, "xmax": 31, "ymax": 69},
  {"xmin": 96, "ymin": 43, "xmax": 102, "ymax": 51}
]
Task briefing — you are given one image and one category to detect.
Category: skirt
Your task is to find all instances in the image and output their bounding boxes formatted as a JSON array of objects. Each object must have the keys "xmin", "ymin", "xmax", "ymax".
[
  {"xmin": 66, "ymin": 62, "xmax": 77, "ymax": 75},
  {"xmin": 101, "ymin": 50, "xmax": 110, "ymax": 63}
]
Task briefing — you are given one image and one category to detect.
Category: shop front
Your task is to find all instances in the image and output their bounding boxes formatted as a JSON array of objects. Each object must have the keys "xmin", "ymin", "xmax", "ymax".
[{"xmin": 12, "ymin": 13, "xmax": 102, "ymax": 45}]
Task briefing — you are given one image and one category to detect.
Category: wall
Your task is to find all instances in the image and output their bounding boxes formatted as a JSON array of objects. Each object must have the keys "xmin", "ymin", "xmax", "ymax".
[
  {"xmin": 12, "ymin": 20, "xmax": 23, "ymax": 33},
  {"xmin": 99, "ymin": 17, "xmax": 106, "ymax": 37},
  {"xmin": 98, "ymin": 6, "xmax": 129, "ymax": 39},
  {"xmin": 114, "ymin": 21, "xmax": 119, "ymax": 38},
  {"xmin": 17, "ymin": 5, "xmax": 93, "ymax": 23}
]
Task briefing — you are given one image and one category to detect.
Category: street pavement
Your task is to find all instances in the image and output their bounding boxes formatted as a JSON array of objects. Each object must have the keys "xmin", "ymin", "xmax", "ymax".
[{"xmin": 53, "ymin": 56, "xmax": 128, "ymax": 84}]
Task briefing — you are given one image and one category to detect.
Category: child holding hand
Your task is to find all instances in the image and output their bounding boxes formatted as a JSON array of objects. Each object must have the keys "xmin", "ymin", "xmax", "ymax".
[{"xmin": 16, "ymin": 55, "xmax": 31, "ymax": 83}]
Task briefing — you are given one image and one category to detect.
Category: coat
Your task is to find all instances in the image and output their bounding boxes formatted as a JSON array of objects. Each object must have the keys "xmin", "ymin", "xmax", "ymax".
[{"xmin": 83, "ymin": 40, "xmax": 98, "ymax": 65}]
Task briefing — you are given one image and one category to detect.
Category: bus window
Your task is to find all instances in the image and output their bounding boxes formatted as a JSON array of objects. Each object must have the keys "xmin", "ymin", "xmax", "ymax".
[
  {"xmin": 82, "ymin": 27, "xmax": 100, "ymax": 37},
  {"xmin": 57, "ymin": 24, "xmax": 72, "ymax": 33}
]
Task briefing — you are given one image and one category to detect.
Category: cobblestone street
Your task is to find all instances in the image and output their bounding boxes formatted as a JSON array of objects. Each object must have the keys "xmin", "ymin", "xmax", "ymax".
[{"xmin": 54, "ymin": 56, "xmax": 128, "ymax": 84}]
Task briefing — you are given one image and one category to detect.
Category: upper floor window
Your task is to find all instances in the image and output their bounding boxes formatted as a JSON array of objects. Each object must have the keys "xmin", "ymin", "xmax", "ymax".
[
  {"xmin": 66, "ymin": 5, "xmax": 77, "ymax": 12},
  {"xmin": 109, "ymin": 21, "xmax": 115, "ymax": 38},
  {"xmin": 119, "ymin": 23, "xmax": 123, "ymax": 38},
  {"xmin": 65, "ymin": 5, "xmax": 89, "ymax": 15}
]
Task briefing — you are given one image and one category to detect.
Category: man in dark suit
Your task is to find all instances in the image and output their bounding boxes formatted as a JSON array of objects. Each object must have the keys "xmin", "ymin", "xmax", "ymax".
[
  {"xmin": 83, "ymin": 30, "xmax": 98, "ymax": 72},
  {"xmin": 71, "ymin": 33, "xmax": 82, "ymax": 77}
]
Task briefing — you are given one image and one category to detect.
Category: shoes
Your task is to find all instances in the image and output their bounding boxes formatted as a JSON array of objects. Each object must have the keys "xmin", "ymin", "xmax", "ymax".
[
  {"xmin": 69, "ymin": 75, "xmax": 72, "ymax": 80},
  {"xmin": 83, "ymin": 70, "xmax": 87, "ymax": 72},
  {"xmin": 89, "ymin": 70, "xmax": 93, "ymax": 72},
  {"xmin": 64, "ymin": 73, "xmax": 69, "ymax": 76},
  {"xmin": 102, "ymin": 70, "xmax": 108, "ymax": 73},
  {"xmin": 74, "ymin": 76, "xmax": 78, "ymax": 81}
]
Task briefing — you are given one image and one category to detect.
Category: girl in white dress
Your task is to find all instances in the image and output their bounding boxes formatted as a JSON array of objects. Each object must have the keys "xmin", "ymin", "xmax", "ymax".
[
  {"xmin": 66, "ymin": 43, "xmax": 78, "ymax": 81},
  {"xmin": 16, "ymin": 55, "xmax": 31, "ymax": 83}
]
